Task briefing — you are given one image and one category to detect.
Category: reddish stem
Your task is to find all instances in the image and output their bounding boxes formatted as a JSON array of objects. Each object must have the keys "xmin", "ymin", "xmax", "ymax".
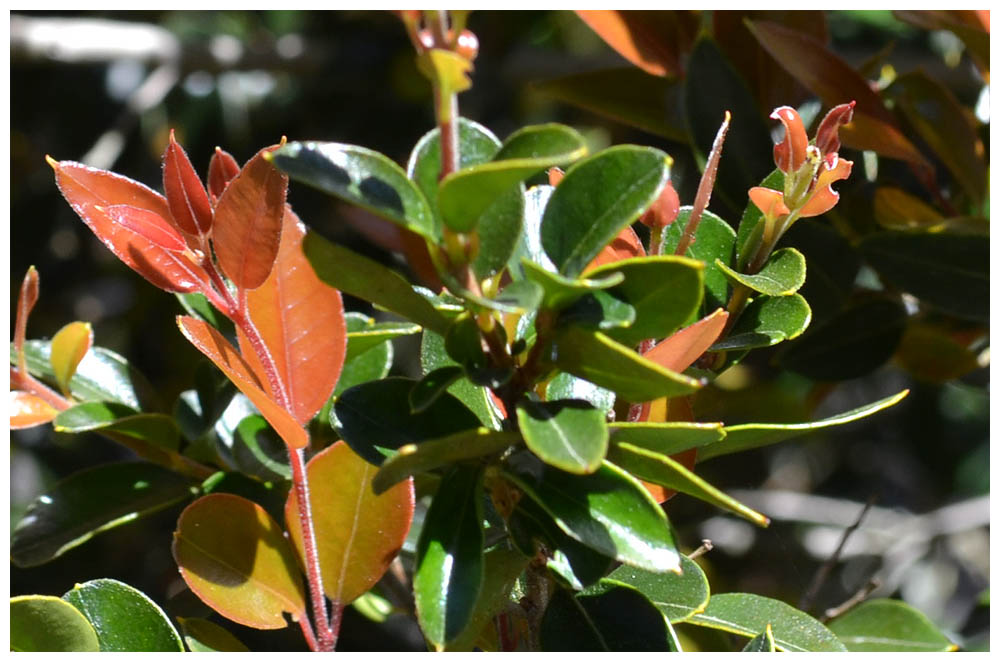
[
  {"xmin": 298, "ymin": 613, "xmax": 320, "ymax": 652},
  {"xmin": 10, "ymin": 367, "xmax": 72, "ymax": 410},
  {"xmin": 329, "ymin": 602, "xmax": 344, "ymax": 650},
  {"xmin": 674, "ymin": 112, "xmax": 730, "ymax": 257}
]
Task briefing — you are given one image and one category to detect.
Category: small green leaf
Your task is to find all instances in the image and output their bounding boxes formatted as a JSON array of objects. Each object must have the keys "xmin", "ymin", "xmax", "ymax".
[
  {"xmin": 54, "ymin": 401, "xmax": 180, "ymax": 451},
  {"xmin": 608, "ymin": 421, "xmax": 724, "ymax": 456},
  {"xmin": 351, "ymin": 592, "xmax": 395, "ymax": 623},
  {"xmin": 662, "ymin": 207, "xmax": 738, "ymax": 312},
  {"xmin": 518, "ymin": 398, "xmax": 608, "ymax": 474},
  {"xmin": 684, "ymin": 593, "xmax": 847, "ymax": 652},
  {"xmin": 11, "ymin": 462, "xmax": 195, "ymax": 568},
  {"xmin": 553, "ymin": 326, "xmax": 702, "ymax": 403},
  {"xmin": 336, "ymin": 313, "xmax": 397, "ymax": 396},
  {"xmin": 713, "ymin": 293, "xmax": 811, "ymax": 351},
  {"xmin": 409, "ymin": 365, "xmax": 465, "ymax": 413},
  {"xmin": 270, "ymin": 141, "xmax": 437, "ymax": 240},
  {"xmin": 63, "ymin": 579, "xmax": 183, "ymax": 651},
  {"xmin": 233, "ymin": 415, "xmax": 292, "ymax": 482},
  {"xmin": 542, "ymin": 145, "xmax": 670, "ymax": 277},
  {"xmin": 416, "ymin": 48, "xmax": 473, "ymax": 97},
  {"xmin": 545, "ymin": 372, "xmax": 616, "ymax": 416},
  {"xmin": 523, "ymin": 259, "xmax": 624, "ymax": 310},
  {"xmin": 608, "ymin": 442, "xmax": 769, "ymax": 525},
  {"xmin": 699, "ymin": 389, "xmax": 909, "ymax": 461},
  {"xmin": 743, "ymin": 624, "xmax": 777, "ymax": 652},
  {"xmin": 827, "ymin": 599, "xmax": 957, "ymax": 652},
  {"xmin": 345, "ymin": 314, "xmax": 420, "ymax": 361},
  {"xmin": 49, "ymin": 321, "xmax": 93, "ymax": 395},
  {"xmin": 508, "ymin": 185, "xmax": 557, "ymax": 278},
  {"xmin": 373, "ymin": 428, "xmax": 520, "ymax": 495},
  {"xmin": 178, "ymin": 617, "xmax": 250, "ymax": 652},
  {"xmin": 607, "ymin": 554, "xmax": 710, "ymax": 623},
  {"xmin": 11, "ymin": 595, "xmax": 100, "ymax": 652},
  {"xmin": 502, "ymin": 457, "xmax": 680, "ymax": 573},
  {"xmin": 490, "ymin": 279, "xmax": 544, "ymax": 313},
  {"xmin": 540, "ymin": 581, "xmax": 670, "ymax": 651},
  {"xmin": 421, "ymin": 329, "xmax": 502, "ymax": 430},
  {"xmin": 559, "ymin": 289, "xmax": 636, "ymax": 331},
  {"xmin": 717, "ymin": 247, "xmax": 806, "ymax": 296},
  {"xmin": 414, "ymin": 467, "xmax": 485, "ymax": 649}
]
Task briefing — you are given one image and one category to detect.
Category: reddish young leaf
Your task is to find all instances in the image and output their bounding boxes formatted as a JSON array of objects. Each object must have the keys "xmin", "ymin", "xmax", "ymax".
[
  {"xmin": 163, "ymin": 130, "xmax": 214, "ymax": 236},
  {"xmin": 638, "ymin": 395, "xmax": 698, "ymax": 503},
  {"xmin": 285, "ymin": 441, "xmax": 414, "ymax": 606},
  {"xmin": 585, "ymin": 225, "xmax": 646, "ymax": 272},
  {"xmin": 177, "ymin": 315, "xmax": 308, "ymax": 449},
  {"xmin": 207, "ymin": 147, "xmax": 241, "ymax": 202},
  {"xmin": 98, "ymin": 205, "xmax": 187, "ymax": 251},
  {"xmin": 14, "ymin": 266, "xmax": 40, "ymax": 372},
  {"xmin": 50, "ymin": 321, "xmax": 93, "ymax": 396},
  {"xmin": 238, "ymin": 208, "xmax": 347, "ymax": 424},
  {"xmin": 576, "ymin": 10, "xmax": 694, "ymax": 77},
  {"xmin": 173, "ymin": 494, "xmax": 307, "ymax": 629},
  {"xmin": 643, "ymin": 308, "xmax": 729, "ymax": 373},
  {"xmin": 49, "ymin": 158, "xmax": 208, "ymax": 293},
  {"xmin": 213, "ymin": 146, "xmax": 288, "ymax": 290},
  {"xmin": 10, "ymin": 391, "xmax": 59, "ymax": 429}
]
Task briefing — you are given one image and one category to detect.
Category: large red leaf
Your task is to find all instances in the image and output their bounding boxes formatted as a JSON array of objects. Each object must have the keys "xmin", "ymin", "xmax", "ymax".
[
  {"xmin": 10, "ymin": 391, "xmax": 58, "ymax": 429},
  {"xmin": 213, "ymin": 146, "xmax": 288, "ymax": 290},
  {"xmin": 50, "ymin": 159, "xmax": 208, "ymax": 293},
  {"xmin": 177, "ymin": 315, "xmax": 308, "ymax": 449},
  {"xmin": 173, "ymin": 494, "xmax": 307, "ymax": 629},
  {"xmin": 238, "ymin": 208, "xmax": 347, "ymax": 424},
  {"xmin": 576, "ymin": 10, "xmax": 696, "ymax": 78},
  {"xmin": 99, "ymin": 204, "xmax": 187, "ymax": 251},
  {"xmin": 285, "ymin": 441, "xmax": 414, "ymax": 606},
  {"xmin": 163, "ymin": 130, "xmax": 213, "ymax": 236}
]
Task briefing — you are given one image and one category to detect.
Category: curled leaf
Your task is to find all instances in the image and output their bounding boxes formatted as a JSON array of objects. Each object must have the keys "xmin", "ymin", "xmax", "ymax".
[
  {"xmin": 770, "ymin": 106, "xmax": 808, "ymax": 173},
  {"xmin": 50, "ymin": 321, "xmax": 93, "ymax": 395},
  {"xmin": 799, "ymin": 155, "xmax": 853, "ymax": 217}
]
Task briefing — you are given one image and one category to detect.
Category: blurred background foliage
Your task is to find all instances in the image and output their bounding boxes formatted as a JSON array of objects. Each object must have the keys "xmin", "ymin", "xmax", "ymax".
[{"xmin": 10, "ymin": 10, "xmax": 989, "ymax": 651}]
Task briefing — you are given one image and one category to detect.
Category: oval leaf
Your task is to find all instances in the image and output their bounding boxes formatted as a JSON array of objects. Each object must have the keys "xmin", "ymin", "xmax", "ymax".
[
  {"xmin": 178, "ymin": 617, "xmax": 250, "ymax": 652},
  {"xmin": 540, "ymin": 581, "xmax": 669, "ymax": 651},
  {"xmin": 444, "ymin": 547, "xmax": 530, "ymax": 651},
  {"xmin": 607, "ymin": 554, "xmax": 710, "ymax": 623},
  {"xmin": 712, "ymin": 293, "xmax": 812, "ymax": 351},
  {"xmin": 11, "ymin": 595, "xmax": 100, "ymax": 652},
  {"xmin": 63, "ymin": 578, "xmax": 183, "ymax": 651},
  {"xmin": 743, "ymin": 625, "xmax": 777, "ymax": 652},
  {"xmin": 716, "ymin": 247, "xmax": 806, "ymax": 296},
  {"xmin": 173, "ymin": 493, "xmax": 306, "ymax": 629},
  {"xmin": 827, "ymin": 598, "xmax": 957, "ymax": 652},
  {"xmin": 517, "ymin": 398, "xmax": 608, "ymax": 474},
  {"xmin": 10, "ymin": 391, "xmax": 58, "ymax": 429},
  {"xmin": 14, "ymin": 265, "xmax": 40, "ymax": 370},
  {"xmin": 662, "ymin": 207, "xmax": 737, "ymax": 312},
  {"xmin": 644, "ymin": 308, "xmax": 729, "ymax": 373}
]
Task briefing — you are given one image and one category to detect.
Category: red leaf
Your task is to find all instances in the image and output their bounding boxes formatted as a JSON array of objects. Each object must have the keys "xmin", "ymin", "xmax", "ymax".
[
  {"xmin": 99, "ymin": 204, "xmax": 187, "ymax": 251},
  {"xmin": 49, "ymin": 158, "xmax": 209, "ymax": 293},
  {"xmin": 207, "ymin": 147, "xmax": 241, "ymax": 202},
  {"xmin": 770, "ymin": 106, "xmax": 809, "ymax": 173},
  {"xmin": 576, "ymin": 10, "xmax": 695, "ymax": 77},
  {"xmin": 748, "ymin": 187, "xmax": 790, "ymax": 218},
  {"xmin": 10, "ymin": 391, "xmax": 58, "ymax": 429},
  {"xmin": 177, "ymin": 315, "xmax": 309, "ymax": 449},
  {"xmin": 213, "ymin": 146, "xmax": 288, "ymax": 290},
  {"xmin": 14, "ymin": 266, "xmax": 39, "ymax": 371},
  {"xmin": 163, "ymin": 130, "xmax": 214, "ymax": 235},
  {"xmin": 643, "ymin": 308, "xmax": 729, "ymax": 373},
  {"xmin": 585, "ymin": 225, "xmax": 646, "ymax": 272},
  {"xmin": 238, "ymin": 208, "xmax": 347, "ymax": 424}
]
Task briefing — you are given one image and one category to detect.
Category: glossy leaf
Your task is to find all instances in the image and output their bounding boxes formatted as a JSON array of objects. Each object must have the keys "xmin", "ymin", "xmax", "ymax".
[
  {"xmin": 240, "ymin": 210, "xmax": 346, "ymax": 424},
  {"xmin": 333, "ymin": 377, "xmax": 483, "ymax": 465},
  {"xmin": 421, "ymin": 329, "xmax": 502, "ymax": 430},
  {"xmin": 662, "ymin": 207, "xmax": 737, "ymax": 312},
  {"xmin": 54, "ymin": 401, "xmax": 180, "ymax": 451},
  {"xmin": 559, "ymin": 289, "xmax": 636, "ymax": 331},
  {"xmin": 545, "ymin": 372, "xmax": 616, "ymax": 416},
  {"xmin": 523, "ymin": 259, "xmax": 624, "ymax": 311},
  {"xmin": 444, "ymin": 547, "xmax": 529, "ymax": 651},
  {"xmin": 49, "ymin": 158, "xmax": 208, "ymax": 293},
  {"xmin": 608, "ymin": 441, "xmax": 768, "ymax": 525},
  {"xmin": 858, "ymin": 231, "xmax": 988, "ymax": 322},
  {"xmin": 586, "ymin": 255, "xmax": 705, "ymax": 345},
  {"xmin": 553, "ymin": 326, "xmax": 702, "ymax": 403},
  {"xmin": 207, "ymin": 147, "xmax": 241, "ymax": 201},
  {"xmin": 717, "ymin": 247, "xmax": 805, "ymax": 296},
  {"xmin": 177, "ymin": 316, "xmax": 308, "ymax": 449},
  {"xmin": 608, "ymin": 554, "xmax": 709, "ymax": 624},
  {"xmin": 609, "ymin": 421, "xmax": 724, "ymax": 456},
  {"xmin": 699, "ymin": 389, "xmax": 909, "ymax": 461},
  {"xmin": 502, "ymin": 458, "xmax": 680, "ymax": 573},
  {"xmin": 11, "ymin": 462, "xmax": 195, "ymax": 567},
  {"xmin": 414, "ymin": 467, "xmax": 485, "ymax": 649},
  {"xmin": 213, "ymin": 145, "xmax": 287, "ymax": 290},
  {"xmin": 9, "ymin": 391, "xmax": 58, "ymax": 429},
  {"xmin": 163, "ymin": 130, "xmax": 213, "ymax": 235},
  {"xmin": 99, "ymin": 204, "xmax": 187, "ymax": 251},
  {"xmin": 542, "ymin": 145, "xmax": 670, "ymax": 277},
  {"xmin": 10, "ymin": 595, "xmax": 100, "ymax": 652},
  {"xmin": 345, "ymin": 314, "xmax": 419, "ymax": 361},
  {"xmin": 472, "ymin": 185, "xmax": 526, "ymax": 280},
  {"xmin": 286, "ymin": 441, "xmax": 414, "ymax": 605},
  {"xmin": 271, "ymin": 141, "xmax": 436, "ymax": 239},
  {"xmin": 173, "ymin": 494, "xmax": 306, "ymax": 629},
  {"xmin": 509, "ymin": 185, "xmax": 557, "ymax": 277},
  {"xmin": 540, "ymin": 581, "xmax": 669, "ymax": 651},
  {"xmin": 827, "ymin": 599, "xmax": 957, "ymax": 652},
  {"xmin": 302, "ymin": 231, "xmax": 450, "ymax": 335},
  {"xmin": 644, "ymin": 308, "xmax": 729, "ymax": 372},
  {"xmin": 408, "ymin": 365, "xmax": 464, "ymax": 413},
  {"xmin": 518, "ymin": 398, "xmax": 608, "ymax": 474},
  {"xmin": 178, "ymin": 617, "xmax": 250, "ymax": 652},
  {"xmin": 576, "ymin": 10, "xmax": 691, "ymax": 77},
  {"xmin": 684, "ymin": 593, "xmax": 847, "ymax": 652},
  {"xmin": 743, "ymin": 625, "xmax": 777, "ymax": 652},
  {"xmin": 200, "ymin": 471, "xmax": 286, "ymax": 525},
  {"xmin": 63, "ymin": 578, "xmax": 183, "ymax": 651},
  {"xmin": 233, "ymin": 415, "xmax": 292, "ymax": 481},
  {"xmin": 713, "ymin": 293, "xmax": 811, "ymax": 351}
]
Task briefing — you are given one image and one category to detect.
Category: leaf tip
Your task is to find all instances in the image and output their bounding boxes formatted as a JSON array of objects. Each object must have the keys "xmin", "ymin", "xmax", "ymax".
[{"xmin": 44, "ymin": 154, "xmax": 59, "ymax": 170}]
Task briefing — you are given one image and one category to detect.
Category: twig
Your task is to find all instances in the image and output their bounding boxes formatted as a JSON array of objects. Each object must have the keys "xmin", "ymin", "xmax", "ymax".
[
  {"xmin": 689, "ymin": 539, "xmax": 714, "ymax": 560},
  {"xmin": 800, "ymin": 495, "xmax": 876, "ymax": 612},
  {"xmin": 822, "ymin": 577, "xmax": 882, "ymax": 623}
]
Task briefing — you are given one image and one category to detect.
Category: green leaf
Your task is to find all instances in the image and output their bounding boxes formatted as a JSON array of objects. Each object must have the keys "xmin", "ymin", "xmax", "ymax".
[
  {"xmin": 490, "ymin": 279, "xmax": 544, "ymax": 314},
  {"xmin": 587, "ymin": 255, "xmax": 705, "ymax": 345},
  {"xmin": 508, "ymin": 185, "xmax": 557, "ymax": 278},
  {"xmin": 542, "ymin": 145, "xmax": 670, "ymax": 277},
  {"xmin": 302, "ymin": 231, "xmax": 450, "ymax": 336},
  {"xmin": 540, "ymin": 581, "xmax": 670, "ymax": 651},
  {"xmin": 444, "ymin": 546, "xmax": 529, "ymax": 651},
  {"xmin": 232, "ymin": 415, "xmax": 292, "ymax": 482},
  {"xmin": 608, "ymin": 421, "xmax": 724, "ymax": 456},
  {"xmin": 545, "ymin": 372, "xmax": 615, "ymax": 416},
  {"xmin": 11, "ymin": 595, "xmax": 100, "ymax": 652},
  {"xmin": 14, "ymin": 339, "xmax": 160, "ymax": 411},
  {"xmin": 717, "ymin": 247, "xmax": 806, "ymax": 296},
  {"xmin": 502, "ymin": 457, "xmax": 680, "ymax": 573},
  {"xmin": 269, "ymin": 141, "xmax": 437, "ymax": 240},
  {"xmin": 743, "ymin": 624, "xmax": 777, "ymax": 652},
  {"xmin": 421, "ymin": 329, "xmax": 502, "ymax": 430},
  {"xmin": 713, "ymin": 293, "xmax": 811, "ymax": 351},
  {"xmin": 559, "ymin": 289, "xmax": 636, "ymax": 331},
  {"xmin": 523, "ymin": 259, "xmax": 624, "ymax": 310},
  {"xmin": 684, "ymin": 593, "xmax": 847, "ymax": 652},
  {"xmin": 699, "ymin": 389, "xmax": 909, "ymax": 461},
  {"xmin": 607, "ymin": 554, "xmax": 710, "ymax": 623},
  {"xmin": 553, "ymin": 326, "xmax": 702, "ymax": 403},
  {"xmin": 333, "ymin": 377, "xmax": 483, "ymax": 466},
  {"xmin": 409, "ymin": 365, "xmax": 465, "ymax": 413},
  {"xmin": 414, "ymin": 467, "xmax": 485, "ymax": 649},
  {"xmin": 518, "ymin": 398, "xmax": 608, "ymax": 474},
  {"xmin": 62, "ymin": 579, "xmax": 183, "ymax": 651},
  {"xmin": 53, "ymin": 401, "xmax": 180, "ymax": 451},
  {"xmin": 336, "ymin": 313, "xmax": 397, "ymax": 396},
  {"xmin": 776, "ymin": 297, "xmax": 906, "ymax": 380},
  {"xmin": 471, "ymin": 185, "xmax": 525, "ymax": 280},
  {"xmin": 177, "ymin": 617, "xmax": 250, "ymax": 652},
  {"xmin": 345, "ymin": 314, "xmax": 420, "ymax": 361},
  {"xmin": 857, "ymin": 231, "xmax": 988, "ymax": 322},
  {"xmin": 173, "ymin": 494, "xmax": 307, "ymax": 629},
  {"xmin": 661, "ymin": 207, "xmax": 737, "ymax": 313},
  {"xmin": 373, "ymin": 428, "xmax": 519, "ymax": 495},
  {"xmin": 735, "ymin": 169, "xmax": 784, "ymax": 271},
  {"xmin": 608, "ymin": 442, "xmax": 769, "ymax": 526},
  {"xmin": 11, "ymin": 462, "xmax": 195, "ymax": 567},
  {"xmin": 351, "ymin": 592, "xmax": 394, "ymax": 623},
  {"xmin": 827, "ymin": 599, "xmax": 957, "ymax": 652}
]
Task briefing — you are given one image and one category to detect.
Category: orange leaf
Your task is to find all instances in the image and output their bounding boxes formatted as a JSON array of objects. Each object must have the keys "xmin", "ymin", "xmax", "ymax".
[
  {"xmin": 177, "ymin": 315, "xmax": 308, "ymax": 449},
  {"xmin": 799, "ymin": 155, "xmax": 853, "ymax": 218},
  {"xmin": 643, "ymin": 308, "xmax": 729, "ymax": 373},
  {"xmin": 286, "ymin": 441, "xmax": 414, "ymax": 606},
  {"xmin": 585, "ymin": 225, "xmax": 646, "ymax": 272},
  {"xmin": 10, "ymin": 391, "xmax": 58, "ymax": 429},
  {"xmin": 163, "ymin": 130, "xmax": 214, "ymax": 235},
  {"xmin": 14, "ymin": 266, "xmax": 39, "ymax": 372},
  {"xmin": 239, "ymin": 208, "xmax": 347, "ymax": 424},
  {"xmin": 213, "ymin": 145, "xmax": 288, "ymax": 290},
  {"xmin": 207, "ymin": 147, "xmax": 241, "ymax": 202},
  {"xmin": 49, "ymin": 158, "xmax": 209, "ymax": 293},
  {"xmin": 639, "ymin": 398, "xmax": 698, "ymax": 503},
  {"xmin": 98, "ymin": 204, "xmax": 187, "ymax": 251},
  {"xmin": 576, "ymin": 10, "xmax": 690, "ymax": 77},
  {"xmin": 770, "ymin": 106, "xmax": 808, "ymax": 173},
  {"xmin": 50, "ymin": 321, "xmax": 93, "ymax": 395},
  {"xmin": 748, "ymin": 187, "xmax": 790, "ymax": 218}
]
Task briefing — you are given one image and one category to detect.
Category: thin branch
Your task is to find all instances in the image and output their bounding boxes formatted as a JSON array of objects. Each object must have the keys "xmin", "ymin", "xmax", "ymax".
[
  {"xmin": 688, "ymin": 539, "xmax": 714, "ymax": 560},
  {"xmin": 822, "ymin": 577, "xmax": 882, "ymax": 623},
  {"xmin": 800, "ymin": 495, "xmax": 876, "ymax": 612}
]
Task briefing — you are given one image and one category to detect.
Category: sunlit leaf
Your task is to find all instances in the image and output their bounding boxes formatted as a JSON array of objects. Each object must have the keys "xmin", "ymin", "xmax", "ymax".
[
  {"xmin": 417, "ymin": 48, "xmax": 473, "ymax": 96},
  {"xmin": 607, "ymin": 554, "xmax": 710, "ymax": 623},
  {"xmin": 63, "ymin": 578, "xmax": 183, "ymax": 651},
  {"xmin": 662, "ymin": 207, "xmax": 737, "ymax": 312},
  {"xmin": 712, "ymin": 293, "xmax": 811, "ymax": 351},
  {"xmin": 207, "ymin": 147, "xmax": 241, "ymax": 202},
  {"xmin": 827, "ymin": 598, "xmax": 957, "ymax": 652},
  {"xmin": 421, "ymin": 329, "xmax": 502, "ymax": 430},
  {"xmin": 576, "ymin": 10, "xmax": 693, "ymax": 77},
  {"xmin": 10, "ymin": 595, "xmax": 100, "ymax": 652},
  {"xmin": 233, "ymin": 415, "xmax": 292, "ymax": 482},
  {"xmin": 163, "ymin": 130, "xmax": 213, "ymax": 235},
  {"xmin": 10, "ymin": 391, "xmax": 58, "ymax": 429},
  {"xmin": 608, "ymin": 421, "xmax": 724, "ymax": 456},
  {"xmin": 522, "ymin": 259, "xmax": 624, "ymax": 311},
  {"xmin": 540, "ymin": 581, "xmax": 669, "ymax": 651},
  {"xmin": 99, "ymin": 204, "xmax": 187, "ymax": 251},
  {"xmin": 545, "ymin": 372, "xmax": 616, "ymax": 416},
  {"xmin": 54, "ymin": 401, "xmax": 180, "ymax": 451},
  {"xmin": 177, "ymin": 617, "xmax": 250, "ymax": 652},
  {"xmin": 14, "ymin": 265, "xmax": 40, "ymax": 369},
  {"xmin": 644, "ymin": 308, "xmax": 728, "ymax": 373},
  {"xmin": 716, "ymin": 247, "xmax": 806, "ymax": 297},
  {"xmin": 518, "ymin": 398, "xmax": 608, "ymax": 474}
]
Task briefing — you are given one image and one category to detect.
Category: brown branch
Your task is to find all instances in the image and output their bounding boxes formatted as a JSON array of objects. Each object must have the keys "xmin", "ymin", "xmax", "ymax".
[{"xmin": 800, "ymin": 495, "xmax": 877, "ymax": 613}]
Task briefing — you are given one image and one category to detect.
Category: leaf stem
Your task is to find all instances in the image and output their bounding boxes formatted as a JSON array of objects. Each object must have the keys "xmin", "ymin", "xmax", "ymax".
[
  {"xmin": 329, "ymin": 602, "xmax": 344, "ymax": 650},
  {"xmin": 9, "ymin": 366, "xmax": 71, "ymax": 410},
  {"xmin": 298, "ymin": 614, "xmax": 320, "ymax": 652}
]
